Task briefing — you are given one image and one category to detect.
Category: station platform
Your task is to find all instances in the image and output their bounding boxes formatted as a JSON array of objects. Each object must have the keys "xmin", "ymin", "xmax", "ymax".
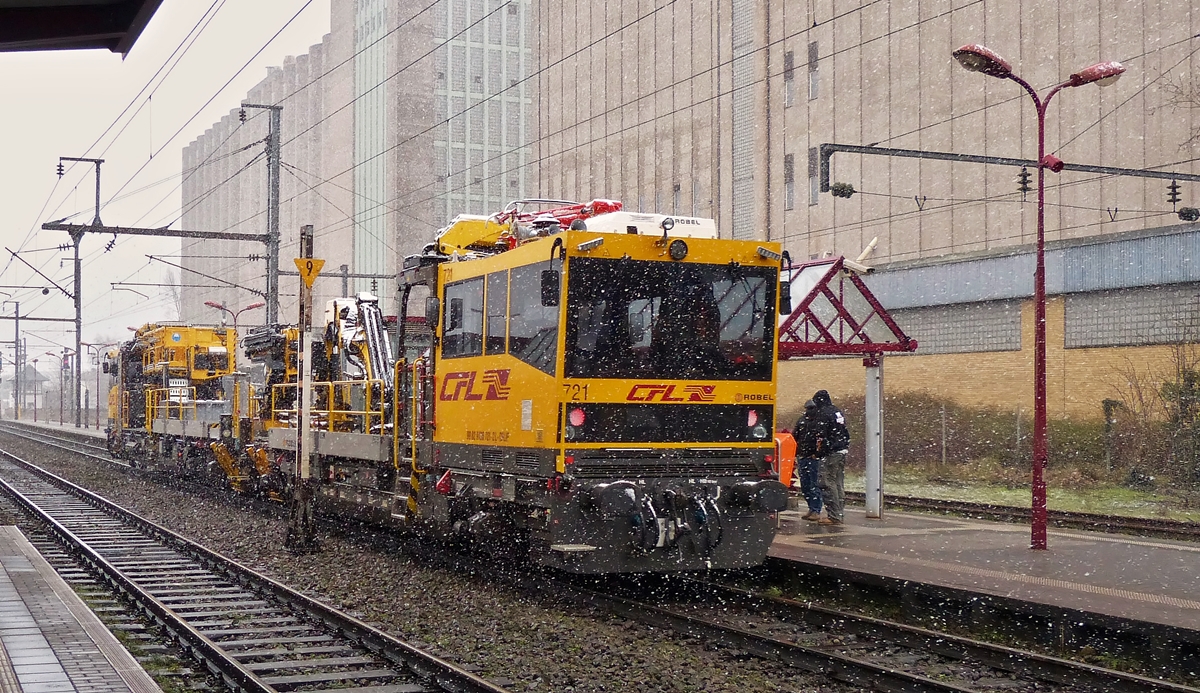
[
  {"xmin": 0, "ymin": 526, "xmax": 161, "ymax": 693},
  {"xmin": 2, "ymin": 420, "xmax": 106, "ymax": 441},
  {"xmin": 771, "ymin": 507, "xmax": 1200, "ymax": 633}
]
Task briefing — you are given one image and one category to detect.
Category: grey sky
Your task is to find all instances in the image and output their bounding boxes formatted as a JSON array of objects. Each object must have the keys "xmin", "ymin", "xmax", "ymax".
[{"xmin": 0, "ymin": 0, "xmax": 331, "ymax": 359}]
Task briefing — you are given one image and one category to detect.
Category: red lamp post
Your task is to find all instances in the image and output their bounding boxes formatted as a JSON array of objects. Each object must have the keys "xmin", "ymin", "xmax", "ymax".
[{"xmin": 953, "ymin": 44, "xmax": 1124, "ymax": 550}]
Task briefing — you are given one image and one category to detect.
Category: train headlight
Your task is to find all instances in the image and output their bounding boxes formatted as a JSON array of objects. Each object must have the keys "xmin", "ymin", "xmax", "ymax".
[{"xmin": 668, "ymin": 239, "xmax": 688, "ymax": 261}]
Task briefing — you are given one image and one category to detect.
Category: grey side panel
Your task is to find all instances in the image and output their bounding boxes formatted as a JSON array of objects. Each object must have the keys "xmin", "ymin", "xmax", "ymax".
[{"xmin": 267, "ymin": 427, "xmax": 391, "ymax": 462}]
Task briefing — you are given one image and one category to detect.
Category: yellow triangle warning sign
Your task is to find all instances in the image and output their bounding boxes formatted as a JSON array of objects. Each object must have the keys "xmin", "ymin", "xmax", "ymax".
[{"xmin": 294, "ymin": 258, "xmax": 325, "ymax": 289}]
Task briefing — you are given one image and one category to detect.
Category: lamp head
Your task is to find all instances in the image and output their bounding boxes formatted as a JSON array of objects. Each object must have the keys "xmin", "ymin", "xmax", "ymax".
[
  {"xmin": 1069, "ymin": 61, "xmax": 1125, "ymax": 87},
  {"xmin": 204, "ymin": 301, "xmax": 225, "ymax": 310},
  {"xmin": 953, "ymin": 44, "xmax": 1012, "ymax": 78},
  {"xmin": 244, "ymin": 301, "xmax": 266, "ymax": 310}
]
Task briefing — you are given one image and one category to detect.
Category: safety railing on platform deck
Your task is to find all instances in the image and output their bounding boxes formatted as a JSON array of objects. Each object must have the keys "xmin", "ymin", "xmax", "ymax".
[
  {"xmin": 146, "ymin": 387, "xmax": 198, "ymax": 421},
  {"xmin": 270, "ymin": 378, "xmax": 387, "ymax": 433}
]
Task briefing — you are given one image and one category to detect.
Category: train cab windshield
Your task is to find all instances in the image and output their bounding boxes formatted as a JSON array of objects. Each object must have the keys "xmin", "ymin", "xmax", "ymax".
[{"xmin": 565, "ymin": 257, "xmax": 776, "ymax": 381}]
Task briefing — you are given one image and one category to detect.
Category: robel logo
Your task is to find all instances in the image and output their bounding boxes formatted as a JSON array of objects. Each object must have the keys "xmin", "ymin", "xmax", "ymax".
[
  {"xmin": 440, "ymin": 369, "xmax": 511, "ymax": 401},
  {"xmin": 626, "ymin": 384, "xmax": 716, "ymax": 402},
  {"xmin": 735, "ymin": 393, "xmax": 774, "ymax": 402}
]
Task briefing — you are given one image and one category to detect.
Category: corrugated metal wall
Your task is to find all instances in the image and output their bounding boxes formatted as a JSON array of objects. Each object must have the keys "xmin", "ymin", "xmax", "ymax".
[
  {"xmin": 865, "ymin": 225, "xmax": 1200, "ymax": 310},
  {"xmin": 1064, "ymin": 229, "xmax": 1200, "ymax": 294}
]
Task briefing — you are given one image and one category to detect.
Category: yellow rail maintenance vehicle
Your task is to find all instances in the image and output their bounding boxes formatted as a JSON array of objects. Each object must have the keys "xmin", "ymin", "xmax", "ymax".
[
  {"xmin": 398, "ymin": 200, "xmax": 789, "ymax": 572},
  {"xmin": 104, "ymin": 323, "xmax": 244, "ymax": 478},
  {"xmin": 246, "ymin": 291, "xmax": 400, "ymax": 510},
  {"xmin": 108, "ymin": 200, "xmax": 790, "ymax": 574}
]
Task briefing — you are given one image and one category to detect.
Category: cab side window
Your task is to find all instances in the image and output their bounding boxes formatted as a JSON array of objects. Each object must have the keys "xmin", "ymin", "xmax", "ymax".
[
  {"xmin": 485, "ymin": 271, "xmax": 508, "ymax": 355},
  {"xmin": 442, "ymin": 277, "xmax": 484, "ymax": 358},
  {"xmin": 509, "ymin": 261, "xmax": 558, "ymax": 374}
]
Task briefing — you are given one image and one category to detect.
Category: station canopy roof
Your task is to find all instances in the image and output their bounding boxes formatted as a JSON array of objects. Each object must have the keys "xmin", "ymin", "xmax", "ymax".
[{"xmin": 0, "ymin": 0, "xmax": 163, "ymax": 54}]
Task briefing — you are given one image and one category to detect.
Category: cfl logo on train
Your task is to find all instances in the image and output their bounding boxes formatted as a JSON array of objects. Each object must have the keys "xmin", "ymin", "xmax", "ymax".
[
  {"xmin": 439, "ymin": 369, "xmax": 512, "ymax": 401},
  {"xmin": 625, "ymin": 384, "xmax": 716, "ymax": 402}
]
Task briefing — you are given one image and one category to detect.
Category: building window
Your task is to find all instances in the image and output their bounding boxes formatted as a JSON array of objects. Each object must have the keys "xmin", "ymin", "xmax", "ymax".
[
  {"xmin": 783, "ymin": 51, "xmax": 795, "ymax": 108},
  {"xmin": 807, "ymin": 41, "xmax": 819, "ymax": 101},
  {"xmin": 807, "ymin": 147, "xmax": 819, "ymax": 206},
  {"xmin": 673, "ymin": 183, "xmax": 681, "ymax": 213},
  {"xmin": 783, "ymin": 154, "xmax": 795, "ymax": 211}
]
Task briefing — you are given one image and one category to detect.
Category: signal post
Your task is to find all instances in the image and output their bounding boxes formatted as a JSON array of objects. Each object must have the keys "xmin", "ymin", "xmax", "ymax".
[{"xmin": 285, "ymin": 224, "xmax": 323, "ymax": 553}]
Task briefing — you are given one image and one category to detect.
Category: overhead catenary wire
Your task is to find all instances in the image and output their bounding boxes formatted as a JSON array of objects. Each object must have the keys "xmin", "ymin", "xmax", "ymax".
[
  {"xmin": 218, "ymin": 0, "xmax": 1123, "ymax": 245},
  {"xmin": 9, "ymin": 1, "xmax": 300, "ymax": 318},
  {"xmin": 100, "ymin": 0, "xmax": 317, "ymax": 215},
  {"xmin": 4, "ymin": 0, "xmax": 230, "ymax": 278},
  {"xmin": 94, "ymin": 0, "xmax": 1198, "ymax": 315}
]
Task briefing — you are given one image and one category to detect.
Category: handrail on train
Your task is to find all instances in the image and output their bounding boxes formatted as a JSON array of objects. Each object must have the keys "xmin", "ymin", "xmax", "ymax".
[
  {"xmin": 270, "ymin": 378, "xmax": 388, "ymax": 433},
  {"xmin": 146, "ymin": 387, "xmax": 198, "ymax": 421}
]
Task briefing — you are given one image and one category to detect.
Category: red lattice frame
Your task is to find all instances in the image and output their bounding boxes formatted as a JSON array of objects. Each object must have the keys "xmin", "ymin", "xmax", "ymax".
[{"xmin": 778, "ymin": 257, "xmax": 918, "ymax": 359}]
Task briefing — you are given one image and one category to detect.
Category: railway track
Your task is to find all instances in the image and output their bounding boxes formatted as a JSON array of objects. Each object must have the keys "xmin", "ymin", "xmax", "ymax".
[
  {"xmin": 541, "ymin": 573, "xmax": 1199, "ymax": 693},
  {"xmin": 0, "ymin": 448, "xmax": 511, "ymax": 693},
  {"xmin": 6, "ymin": 421, "xmax": 1198, "ymax": 691},
  {"xmin": 10, "ymin": 420, "xmax": 1197, "ymax": 544},
  {"xmin": 0, "ymin": 422, "xmax": 117, "ymax": 462},
  {"xmin": 845, "ymin": 491, "xmax": 1200, "ymax": 541}
]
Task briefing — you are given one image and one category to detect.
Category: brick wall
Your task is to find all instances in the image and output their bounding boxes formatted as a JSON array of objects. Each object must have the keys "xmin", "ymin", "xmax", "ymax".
[{"xmin": 779, "ymin": 296, "xmax": 1180, "ymax": 422}]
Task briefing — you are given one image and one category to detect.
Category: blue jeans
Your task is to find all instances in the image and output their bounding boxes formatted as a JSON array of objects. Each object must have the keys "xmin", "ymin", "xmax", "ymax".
[{"xmin": 797, "ymin": 456, "xmax": 823, "ymax": 514}]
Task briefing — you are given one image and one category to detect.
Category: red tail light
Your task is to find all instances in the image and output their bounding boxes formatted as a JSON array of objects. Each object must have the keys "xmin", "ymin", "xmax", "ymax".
[
  {"xmin": 568, "ymin": 407, "xmax": 586, "ymax": 426},
  {"xmin": 747, "ymin": 409, "xmax": 759, "ymax": 427}
]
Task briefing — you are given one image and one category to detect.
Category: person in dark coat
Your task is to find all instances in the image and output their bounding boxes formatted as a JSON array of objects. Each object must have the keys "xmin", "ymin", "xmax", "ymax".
[
  {"xmin": 812, "ymin": 389, "xmax": 850, "ymax": 525},
  {"xmin": 792, "ymin": 400, "xmax": 824, "ymax": 520}
]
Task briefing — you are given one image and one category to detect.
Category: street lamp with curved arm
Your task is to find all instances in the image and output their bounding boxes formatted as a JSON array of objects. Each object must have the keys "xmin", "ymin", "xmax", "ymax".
[
  {"xmin": 954, "ymin": 44, "xmax": 1124, "ymax": 551},
  {"xmin": 83, "ymin": 341, "xmax": 118, "ymax": 429},
  {"xmin": 47, "ymin": 349, "xmax": 74, "ymax": 425},
  {"xmin": 204, "ymin": 300, "xmax": 266, "ymax": 331},
  {"xmin": 30, "ymin": 358, "xmax": 39, "ymax": 422}
]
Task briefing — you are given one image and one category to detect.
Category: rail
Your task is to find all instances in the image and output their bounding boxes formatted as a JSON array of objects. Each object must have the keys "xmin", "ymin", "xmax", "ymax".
[
  {"xmin": 844, "ymin": 491, "xmax": 1200, "ymax": 541},
  {"xmin": 0, "ymin": 448, "xmax": 512, "ymax": 693}
]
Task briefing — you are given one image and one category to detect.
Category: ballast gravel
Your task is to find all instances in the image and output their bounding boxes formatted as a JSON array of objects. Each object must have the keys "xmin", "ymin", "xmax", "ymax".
[{"xmin": 5, "ymin": 435, "xmax": 843, "ymax": 693}]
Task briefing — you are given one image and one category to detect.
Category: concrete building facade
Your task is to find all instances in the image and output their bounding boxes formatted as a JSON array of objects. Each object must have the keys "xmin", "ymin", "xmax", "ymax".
[
  {"xmin": 532, "ymin": 0, "xmax": 1200, "ymax": 420},
  {"xmin": 180, "ymin": 0, "xmax": 531, "ymax": 324}
]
